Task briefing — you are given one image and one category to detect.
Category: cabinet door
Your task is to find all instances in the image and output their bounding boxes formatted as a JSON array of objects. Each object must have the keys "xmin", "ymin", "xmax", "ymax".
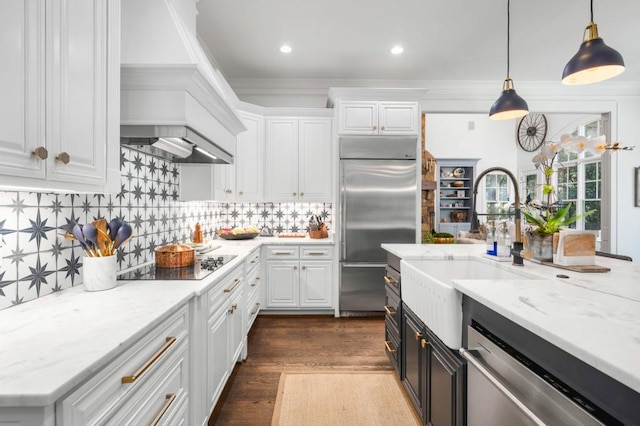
[
  {"xmin": 46, "ymin": 0, "xmax": 109, "ymax": 185},
  {"xmin": 378, "ymin": 102, "xmax": 419, "ymax": 135},
  {"xmin": 338, "ymin": 101, "xmax": 378, "ymax": 135},
  {"xmin": 228, "ymin": 290, "xmax": 244, "ymax": 369},
  {"xmin": 265, "ymin": 118, "xmax": 299, "ymax": 201},
  {"xmin": 298, "ymin": 118, "xmax": 332, "ymax": 201},
  {"xmin": 236, "ymin": 112, "xmax": 264, "ymax": 201},
  {"xmin": 0, "ymin": 0, "xmax": 46, "ymax": 180},
  {"xmin": 428, "ymin": 347, "xmax": 458, "ymax": 426},
  {"xmin": 207, "ymin": 308, "xmax": 229, "ymax": 411},
  {"xmin": 266, "ymin": 261, "xmax": 299, "ymax": 308},
  {"xmin": 214, "ymin": 163, "xmax": 236, "ymax": 201},
  {"xmin": 299, "ymin": 260, "xmax": 333, "ymax": 308},
  {"xmin": 402, "ymin": 308, "xmax": 426, "ymax": 422}
]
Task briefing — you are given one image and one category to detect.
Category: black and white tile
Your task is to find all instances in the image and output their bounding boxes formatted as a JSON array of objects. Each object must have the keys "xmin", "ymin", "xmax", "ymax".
[{"xmin": 0, "ymin": 147, "xmax": 333, "ymax": 311}]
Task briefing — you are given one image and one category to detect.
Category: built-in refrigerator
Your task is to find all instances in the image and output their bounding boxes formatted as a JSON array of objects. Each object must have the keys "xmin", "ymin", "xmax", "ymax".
[{"xmin": 339, "ymin": 136, "xmax": 418, "ymax": 313}]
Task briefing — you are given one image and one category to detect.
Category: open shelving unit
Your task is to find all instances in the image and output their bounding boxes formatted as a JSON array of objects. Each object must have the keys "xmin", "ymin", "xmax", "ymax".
[{"xmin": 436, "ymin": 159, "xmax": 478, "ymax": 235}]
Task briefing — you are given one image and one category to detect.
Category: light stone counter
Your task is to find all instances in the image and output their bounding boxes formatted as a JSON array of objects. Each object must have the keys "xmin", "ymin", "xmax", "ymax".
[
  {"xmin": 382, "ymin": 243, "xmax": 640, "ymax": 394},
  {"xmin": 0, "ymin": 236, "xmax": 334, "ymax": 407}
]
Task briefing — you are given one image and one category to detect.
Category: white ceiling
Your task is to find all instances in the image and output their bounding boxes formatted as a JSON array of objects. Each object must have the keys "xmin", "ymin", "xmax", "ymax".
[{"xmin": 196, "ymin": 0, "xmax": 640, "ymax": 83}]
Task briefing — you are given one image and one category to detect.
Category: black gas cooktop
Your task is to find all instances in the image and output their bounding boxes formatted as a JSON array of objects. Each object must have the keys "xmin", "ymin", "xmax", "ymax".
[{"xmin": 117, "ymin": 255, "xmax": 238, "ymax": 281}]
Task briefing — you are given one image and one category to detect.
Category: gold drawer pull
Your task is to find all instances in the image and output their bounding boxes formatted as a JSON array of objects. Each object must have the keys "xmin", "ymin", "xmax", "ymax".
[
  {"xmin": 421, "ymin": 338, "xmax": 429, "ymax": 349},
  {"xmin": 32, "ymin": 146, "xmax": 48, "ymax": 160},
  {"xmin": 274, "ymin": 251, "xmax": 293, "ymax": 255},
  {"xmin": 384, "ymin": 305, "xmax": 396, "ymax": 316},
  {"xmin": 306, "ymin": 252, "xmax": 325, "ymax": 256},
  {"xmin": 56, "ymin": 152, "xmax": 70, "ymax": 164},
  {"xmin": 251, "ymin": 255, "xmax": 260, "ymax": 264},
  {"xmin": 224, "ymin": 278, "xmax": 241, "ymax": 293},
  {"xmin": 383, "ymin": 275, "xmax": 398, "ymax": 286},
  {"xmin": 384, "ymin": 341, "xmax": 397, "ymax": 354},
  {"xmin": 122, "ymin": 337, "xmax": 176, "ymax": 384},
  {"xmin": 251, "ymin": 303, "xmax": 261, "ymax": 315},
  {"xmin": 251, "ymin": 277, "xmax": 260, "ymax": 287},
  {"xmin": 414, "ymin": 331, "xmax": 422, "ymax": 341},
  {"xmin": 229, "ymin": 303, "xmax": 238, "ymax": 314},
  {"xmin": 150, "ymin": 393, "xmax": 177, "ymax": 426}
]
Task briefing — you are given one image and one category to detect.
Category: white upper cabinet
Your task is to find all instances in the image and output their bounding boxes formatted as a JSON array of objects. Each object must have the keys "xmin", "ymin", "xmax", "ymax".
[
  {"xmin": 0, "ymin": 0, "xmax": 120, "ymax": 193},
  {"xmin": 338, "ymin": 101, "xmax": 419, "ymax": 135},
  {"xmin": 234, "ymin": 111, "xmax": 264, "ymax": 201},
  {"xmin": 265, "ymin": 116, "xmax": 332, "ymax": 202}
]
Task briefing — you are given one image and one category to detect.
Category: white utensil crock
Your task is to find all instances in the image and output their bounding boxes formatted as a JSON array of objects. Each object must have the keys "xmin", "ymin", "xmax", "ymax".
[{"xmin": 83, "ymin": 255, "xmax": 117, "ymax": 291}]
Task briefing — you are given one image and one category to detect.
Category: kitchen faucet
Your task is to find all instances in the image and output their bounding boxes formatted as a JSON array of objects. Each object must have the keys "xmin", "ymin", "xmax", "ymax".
[{"xmin": 469, "ymin": 167, "xmax": 524, "ymax": 266}]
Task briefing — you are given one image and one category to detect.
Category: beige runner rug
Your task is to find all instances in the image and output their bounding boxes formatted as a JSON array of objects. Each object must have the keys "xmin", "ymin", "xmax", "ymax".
[{"xmin": 271, "ymin": 371, "xmax": 421, "ymax": 426}]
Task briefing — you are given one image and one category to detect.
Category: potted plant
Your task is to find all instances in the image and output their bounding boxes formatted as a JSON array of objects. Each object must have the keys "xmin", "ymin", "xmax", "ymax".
[{"xmin": 523, "ymin": 135, "xmax": 601, "ymax": 260}]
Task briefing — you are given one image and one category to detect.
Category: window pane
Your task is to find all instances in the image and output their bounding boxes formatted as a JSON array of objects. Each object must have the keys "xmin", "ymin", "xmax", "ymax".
[
  {"xmin": 499, "ymin": 188, "xmax": 508, "ymax": 201},
  {"xmin": 585, "ymin": 182, "xmax": 597, "ymax": 199},
  {"xmin": 585, "ymin": 163, "xmax": 597, "ymax": 180},
  {"xmin": 584, "ymin": 200, "xmax": 601, "ymax": 230},
  {"xmin": 585, "ymin": 121, "xmax": 599, "ymax": 139},
  {"xmin": 557, "ymin": 152, "xmax": 568, "ymax": 162},
  {"xmin": 486, "ymin": 188, "xmax": 496, "ymax": 201},
  {"xmin": 568, "ymin": 184, "xmax": 578, "ymax": 199},
  {"xmin": 497, "ymin": 174, "xmax": 507, "ymax": 187},
  {"xmin": 557, "ymin": 185, "xmax": 567, "ymax": 200},
  {"xmin": 568, "ymin": 166, "xmax": 578, "ymax": 182},
  {"xmin": 486, "ymin": 175, "xmax": 496, "ymax": 186},
  {"xmin": 558, "ymin": 168, "xmax": 567, "ymax": 181}
]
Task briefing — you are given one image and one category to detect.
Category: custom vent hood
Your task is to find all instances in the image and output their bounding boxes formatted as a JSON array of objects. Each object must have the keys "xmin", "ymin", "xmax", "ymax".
[{"xmin": 120, "ymin": 0, "xmax": 245, "ymax": 164}]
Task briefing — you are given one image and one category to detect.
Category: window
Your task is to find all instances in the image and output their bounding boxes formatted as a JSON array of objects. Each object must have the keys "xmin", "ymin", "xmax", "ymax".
[
  {"xmin": 554, "ymin": 119, "xmax": 602, "ymax": 232},
  {"xmin": 485, "ymin": 172, "xmax": 510, "ymax": 220}
]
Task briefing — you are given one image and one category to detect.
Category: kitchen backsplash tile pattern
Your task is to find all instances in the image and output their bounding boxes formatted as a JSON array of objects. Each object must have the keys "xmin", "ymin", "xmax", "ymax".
[{"xmin": 0, "ymin": 147, "xmax": 332, "ymax": 311}]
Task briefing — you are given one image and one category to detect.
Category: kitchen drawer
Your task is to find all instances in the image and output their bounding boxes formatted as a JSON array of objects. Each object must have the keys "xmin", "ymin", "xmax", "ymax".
[
  {"xmin": 264, "ymin": 246, "xmax": 299, "ymax": 260},
  {"xmin": 108, "ymin": 338, "xmax": 189, "ymax": 425},
  {"xmin": 57, "ymin": 306, "xmax": 189, "ymax": 426},
  {"xmin": 247, "ymin": 290, "xmax": 261, "ymax": 330},
  {"xmin": 300, "ymin": 246, "xmax": 333, "ymax": 260},
  {"xmin": 245, "ymin": 249, "xmax": 261, "ymax": 271},
  {"xmin": 384, "ymin": 265, "xmax": 401, "ymax": 298},
  {"xmin": 247, "ymin": 262, "xmax": 261, "ymax": 295},
  {"xmin": 207, "ymin": 264, "xmax": 243, "ymax": 317},
  {"xmin": 384, "ymin": 287, "xmax": 401, "ymax": 331},
  {"xmin": 384, "ymin": 322, "xmax": 401, "ymax": 374}
]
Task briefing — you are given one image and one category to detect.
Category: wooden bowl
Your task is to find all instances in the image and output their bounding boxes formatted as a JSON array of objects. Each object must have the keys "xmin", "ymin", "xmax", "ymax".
[
  {"xmin": 155, "ymin": 244, "xmax": 195, "ymax": 268},
  {"xmin": 451, "ymin": 181, "xmax": 464, "ymax": 188}
]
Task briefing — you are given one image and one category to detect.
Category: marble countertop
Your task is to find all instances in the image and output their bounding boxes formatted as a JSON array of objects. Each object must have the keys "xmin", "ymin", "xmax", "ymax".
[
  {"xmin": 0, "ymin": 236, "xmax": 334, "ymax": 407},
  {"xmin": 382, "ymin": 243, "xmax": 640, "ymax": 394}
]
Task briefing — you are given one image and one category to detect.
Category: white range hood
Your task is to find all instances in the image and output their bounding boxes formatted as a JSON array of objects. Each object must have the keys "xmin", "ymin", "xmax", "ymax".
[{"xmin": 120, "ymin": 0, "xmax": 245, "ymax": 163}]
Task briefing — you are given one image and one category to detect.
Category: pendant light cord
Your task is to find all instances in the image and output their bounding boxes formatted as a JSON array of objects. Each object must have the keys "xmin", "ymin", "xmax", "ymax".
[
  {"xmin": 506, "ymin": 0, "xmax": 511, "ymax": 79},
  {"xmin": 590, "ymin": 0, "xmax": 594, "ymax": 22}
]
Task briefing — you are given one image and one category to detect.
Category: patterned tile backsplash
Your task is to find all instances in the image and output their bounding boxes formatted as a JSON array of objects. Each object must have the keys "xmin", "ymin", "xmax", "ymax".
[{"xmin": 0, "ymin": 147, "xmax": 332, "ymax": 311}]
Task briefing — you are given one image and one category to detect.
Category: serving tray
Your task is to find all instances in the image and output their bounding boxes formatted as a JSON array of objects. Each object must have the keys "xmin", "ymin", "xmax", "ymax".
[{"xmin": 218, "ymin": 232, "xmax": 259, "ymax": 240}]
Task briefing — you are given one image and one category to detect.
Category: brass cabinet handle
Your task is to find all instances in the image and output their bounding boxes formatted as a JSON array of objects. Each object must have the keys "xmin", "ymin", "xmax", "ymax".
[
  {"xmin": 372, "ymin": 125, "xmax": 377, "ymax": 131},
  {"xmin": 294, "ymin": 266, "xmax": 298, "ymax": 270},
  {"xmin": 300, "ymin": 192, "xmax": 304, "ymax": 196},
  {"xmin": 251, "ymin": 277, "xmax": 260, "ymax": 287},
  {"xmin": 32, "ymin": 146, "xmax": 48, "ymax": 160},
  {"xmin": 150, "ymin": 393, "xmax": 177, "ymax": 426},
  {"xmin": 274, "ymin": 251, "xmax": 293, "ymax": 255},
  {"xmin": 307, "ymin": 252, "xmax": 325, "ymax": 256},
  {"xmin": 224, "ymin": 278, "xmax": 241, "ymax": 293},
  {"xmin": 384, "ymin": 305, "xmax": 396, "ymax": 316},
  {"xmin": 421, "ymin": 338, "xmax": 429, "ymax": 349},
  {"xmin": 239, "ymin": 191, "xmax": 244, "ymax": 196},
  {"xmin": 292, "ymin": 192, "xmax": 297, "ymax": 196},
  {"xmin": 414, "ymin": 331, "xmax": 422, "ymax": 341},
  {"xmin": 301, "ymin": 265, "xmax": 306, "ymax": 270},
  {"xmin": 383, "ymin": 275, "xmax": 398, "ymax": 286},
  {"xmin": 229, "ymin": 303, "xmax": 238, "ymax": 314},
  {"xmin": 384, "ymin": 340, "xmax": 397, "ymax": 354},
  {"xmin": 56, "ymin": 152, "xmax": 70, "ymax": 164},
  {"xmin": 381, "ymin": 126, "xmax": 385, "ymax": 131},
  {"xmin": 251, "ymin": 303, "xmax": 261, "ymax": 315},
  {"xmin": 121, "ymin": 337, "xmax": 176, "ymax": 383},
  {"xmin": 250, "ymin": 255, "xmax": 260, "ymax": 264}
]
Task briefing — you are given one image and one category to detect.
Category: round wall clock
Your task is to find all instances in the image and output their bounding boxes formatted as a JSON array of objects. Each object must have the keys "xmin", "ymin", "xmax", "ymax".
[{"xmin": 517, "ymin": 113, "xmax": 547, "ymax": 152}]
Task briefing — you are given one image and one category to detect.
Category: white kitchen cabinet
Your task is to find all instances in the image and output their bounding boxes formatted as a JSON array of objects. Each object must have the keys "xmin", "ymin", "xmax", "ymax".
[
  {"xmin": 0, "ymin": 0, "xmax": 120, "ymax": 193},
  {"xmin": 180, "ymin": 111, "xmax": 263, "ymax": 202},
  {"xmin": 264, "ymin": 245, "xmax": 333, "ymax": 310},
  {"xmin": 56, "ymin": 305, "xmax": 190, "ymax": 425},
  {"xmin": 265, "ymin": 117, "xmax": 332, "ymax": 202},
  {"xmin": 337, "ymin": 101, "xmax": 419, "ymax": 135}
]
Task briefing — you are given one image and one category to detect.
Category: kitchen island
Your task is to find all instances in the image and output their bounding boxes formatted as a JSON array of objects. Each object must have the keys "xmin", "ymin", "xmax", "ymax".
[
  {"xmin": 383, "ymin": 243, "xmax": 640, "ymax": 424},
  {"xmin": 0, "ymin": 235, "xmax": 334, "ymax": 425}
]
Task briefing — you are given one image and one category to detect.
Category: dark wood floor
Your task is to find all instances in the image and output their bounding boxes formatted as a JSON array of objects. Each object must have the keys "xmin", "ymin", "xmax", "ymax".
[{"xmin": 208, "ymin": 315, "xmax": 392, "ymax": 425}]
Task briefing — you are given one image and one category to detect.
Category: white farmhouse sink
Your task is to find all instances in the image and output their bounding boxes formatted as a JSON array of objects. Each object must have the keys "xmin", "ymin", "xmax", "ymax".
[{"xmin": 401, "ymin": 259, "xmax": 534, "ymax": 349}]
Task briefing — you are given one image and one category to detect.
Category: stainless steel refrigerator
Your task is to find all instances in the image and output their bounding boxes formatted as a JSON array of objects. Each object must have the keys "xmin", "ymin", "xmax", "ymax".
[{"xmin": 339, "ymin": 136, "xmax": 418, "ymax": 313}]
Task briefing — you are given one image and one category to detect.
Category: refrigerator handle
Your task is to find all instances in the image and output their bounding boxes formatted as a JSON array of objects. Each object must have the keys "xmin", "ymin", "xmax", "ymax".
[{"xmin": 340, "ymin": 164, "xmax": 347, "ymax": 259}]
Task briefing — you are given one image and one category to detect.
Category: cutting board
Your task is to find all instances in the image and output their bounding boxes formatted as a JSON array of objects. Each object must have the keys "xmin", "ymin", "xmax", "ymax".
[{"xmin": 537, "ymin": 260, "xmax": 610, "ymax": 273}]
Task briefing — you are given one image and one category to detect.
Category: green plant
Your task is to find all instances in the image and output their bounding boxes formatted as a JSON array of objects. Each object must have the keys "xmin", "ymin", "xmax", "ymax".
[
  {"xmin": 522, "ymin": 202, "xmax": 594, "ymax": 236},
  {"xmin": 433, "ymin": 232, "xmax": 454, "ymax": 238}
]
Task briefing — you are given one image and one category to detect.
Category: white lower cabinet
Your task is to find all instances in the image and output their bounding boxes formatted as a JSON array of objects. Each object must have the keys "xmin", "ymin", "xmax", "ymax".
[
  {"xmin": 56, "ymin": 306, "xmax": 190, "ymax": 425},
  {"xmin": 264, "ymin": 245, "xmax": 334, "ymax": 310}
]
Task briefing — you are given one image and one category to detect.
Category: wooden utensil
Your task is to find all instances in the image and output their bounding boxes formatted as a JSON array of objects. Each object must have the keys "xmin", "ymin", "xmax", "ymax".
[{"xmin": 93, "ymin": 218, "xmax": 111, "ymax": 256}]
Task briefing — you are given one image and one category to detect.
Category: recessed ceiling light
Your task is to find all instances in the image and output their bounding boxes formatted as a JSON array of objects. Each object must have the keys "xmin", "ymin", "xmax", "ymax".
[
  {"xmin": 280, "ymin": 45, "xmax": 292, "ymax": 54},
  {"xmin": 390, "ymin": 46, "xmax": 404, "ymax": 55}
]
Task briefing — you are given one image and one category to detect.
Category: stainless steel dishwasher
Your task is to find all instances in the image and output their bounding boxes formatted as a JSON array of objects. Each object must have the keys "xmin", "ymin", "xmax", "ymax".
[{"xmin": 460, "ymin": 324, "xmax": 619, "ymax": 426}]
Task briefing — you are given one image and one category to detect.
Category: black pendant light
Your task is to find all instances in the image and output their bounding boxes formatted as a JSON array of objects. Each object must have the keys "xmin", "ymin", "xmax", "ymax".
[
  {"xmin": 562, "ymin": 0, "xmax": 625, "ymax": 85},
  {"xmin": 489, "ymin": 0, "xmax": 528, "ymax": 120}
]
